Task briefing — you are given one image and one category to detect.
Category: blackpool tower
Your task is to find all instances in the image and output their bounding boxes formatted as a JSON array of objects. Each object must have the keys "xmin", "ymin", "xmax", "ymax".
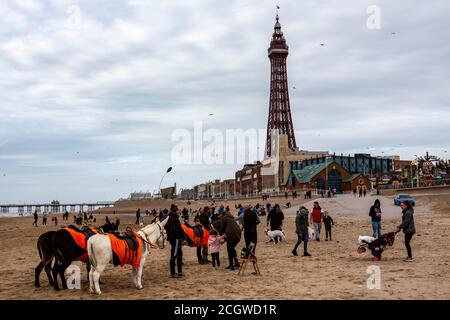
[{"xmin": 265, "ymin": 14, "xmax": 297, "ymax": 158}]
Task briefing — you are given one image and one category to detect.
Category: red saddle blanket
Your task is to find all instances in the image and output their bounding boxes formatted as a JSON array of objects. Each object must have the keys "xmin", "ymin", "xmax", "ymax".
[
  {"xmin": 65, "ymin": 227, "xmax": 99, "ymax": 262},
  {"xmin": 107, "ymin": 233, "xmax": 143, "ymax": 268},
  {"xmin": 181, "ymin": 224, "xmax": 209, "ymax": 248}
]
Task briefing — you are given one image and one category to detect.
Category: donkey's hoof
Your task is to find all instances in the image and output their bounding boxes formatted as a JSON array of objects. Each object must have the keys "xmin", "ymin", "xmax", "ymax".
[
  {"xmin": 136, "ymin": 285, "xmax": 143, "ymax": 290},
  {"xmin": 35, "ymin": 283, "xmax": 41, "ymax": 288}
]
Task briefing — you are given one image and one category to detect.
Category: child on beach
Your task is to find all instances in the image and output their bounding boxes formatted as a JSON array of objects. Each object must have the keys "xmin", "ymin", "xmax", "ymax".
[
  {"xmin": 322, "ymin": 211, "xmax": 334, "ymax": 241},
  {"xmin": 208, "ymin": 229, "xmax": 224, "ymax": 268}
]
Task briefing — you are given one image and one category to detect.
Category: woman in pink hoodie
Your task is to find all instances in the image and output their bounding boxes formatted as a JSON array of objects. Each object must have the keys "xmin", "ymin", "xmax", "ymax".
[{"xmin": 208, "ymin": 229, "xmax": 225, "ymax": 268}]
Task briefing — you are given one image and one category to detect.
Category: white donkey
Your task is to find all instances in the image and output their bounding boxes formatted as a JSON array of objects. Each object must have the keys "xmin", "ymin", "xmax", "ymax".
[{"xmin": 87, "ymin": 217, "xmax": 168, "ymax": 294}]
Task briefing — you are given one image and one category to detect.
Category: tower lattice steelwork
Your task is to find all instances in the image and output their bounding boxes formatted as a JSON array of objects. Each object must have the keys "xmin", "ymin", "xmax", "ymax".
[{"xmin": 265, "ymin": 14, "xmax": 297, "ymax": 158}]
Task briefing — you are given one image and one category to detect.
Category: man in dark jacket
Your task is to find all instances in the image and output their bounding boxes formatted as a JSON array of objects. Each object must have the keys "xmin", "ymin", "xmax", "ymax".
[
  {"xmin": 243, "ymin": 205, "xmax": 260, "ymax": 253},
  {"xmin": 397, "ymin": 201, "xmax": 416, "ymax": 262},
  {"xmin": 164, "ymin": 204, "xmax": 186, "ymax": 277},
  {"xmin": 292, "ymin": 206, "xmax": 311, "ymax": 256},
  {"xmin": 219, "ymin": 212, "xmax": 242, "ymax": 270}
]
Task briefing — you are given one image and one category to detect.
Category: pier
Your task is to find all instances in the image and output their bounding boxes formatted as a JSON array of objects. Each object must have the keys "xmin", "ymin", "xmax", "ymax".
[{"xmin": 0, "ymin": 201, "xmax": 115, "ymax": 215}]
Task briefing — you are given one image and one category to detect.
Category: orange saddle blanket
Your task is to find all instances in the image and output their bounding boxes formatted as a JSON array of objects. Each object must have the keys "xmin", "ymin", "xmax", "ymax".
[
  {"xmin": 107, "ymin": 233, "xmax": 143, "ymax": 268},
  {"xmin": 65, "ymin": 226, "xmax": 98, "ymax": 262}
]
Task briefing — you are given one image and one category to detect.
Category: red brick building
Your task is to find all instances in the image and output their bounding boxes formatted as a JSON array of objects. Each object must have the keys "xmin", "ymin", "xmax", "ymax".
[{"xmin": 235, "ymin": 163, "xmax": 262, "ymax": 196}]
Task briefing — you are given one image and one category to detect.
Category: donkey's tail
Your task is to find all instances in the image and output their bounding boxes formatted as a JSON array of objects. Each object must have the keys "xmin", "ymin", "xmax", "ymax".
[
  {"xmin": 37, "ymin": 238, "xmax": 43, "ymax": 260},
  {"xmin": 87, "ymin": 239, "xmax": 97, "ymax": 269}
]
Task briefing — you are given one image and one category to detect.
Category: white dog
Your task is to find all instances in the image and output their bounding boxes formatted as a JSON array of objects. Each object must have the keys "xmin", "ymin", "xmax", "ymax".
[
  {"xmin": 358, "ymin": 235, "xmax": 376, "ymax": 245},
  {"xmin": 265, "ymin": 229, "xmax": 287, "ymax": 244}
]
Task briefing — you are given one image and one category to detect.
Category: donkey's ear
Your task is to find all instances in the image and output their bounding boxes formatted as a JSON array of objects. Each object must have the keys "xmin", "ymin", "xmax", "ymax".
[
  {"xmin": 105, "ymin": 216, "xmax": 111, "ymax": 224},
  {"xmin": 116, "ymin": 219, "xmax": 120, "ymax": 227}
]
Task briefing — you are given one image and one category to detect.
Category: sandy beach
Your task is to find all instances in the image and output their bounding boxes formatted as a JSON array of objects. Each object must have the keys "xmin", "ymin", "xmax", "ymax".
[{"xmin": 0, "ymin": 192, "xmax": 449, "ymax": 300}]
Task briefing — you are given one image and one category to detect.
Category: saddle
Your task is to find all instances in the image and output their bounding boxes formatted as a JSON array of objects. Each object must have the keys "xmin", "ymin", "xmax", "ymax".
[
  {"xmin": 184, "ymin": 223, "xmax": 203, "ymax": 239},
  {"xmin": 110, "ymin": 231, "xmax": 139, "ymax": 251},
  {"xmin": 67, "ymin": 225, "xmax": 97, "ymax": 238}
]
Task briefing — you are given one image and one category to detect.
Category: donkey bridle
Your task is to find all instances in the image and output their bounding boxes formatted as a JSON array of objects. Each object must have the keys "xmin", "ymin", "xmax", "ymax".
[{"xmin": 138, "ymin": 222, "xmax": 165, "ymax": 249}]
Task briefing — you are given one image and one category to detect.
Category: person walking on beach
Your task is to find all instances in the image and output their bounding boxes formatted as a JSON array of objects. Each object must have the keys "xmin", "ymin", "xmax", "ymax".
[
  {"xmin": 135, "ymin": 208, "xmax": 141, "ymax": 225},
  {"xmin": 363, "ymin": 188, "xmax": 367, "ymax": 197},
  {"xmin": 310, "ymin": 202, "xmax": 323, "ymax": 241},
  {"xmin": 369, "ymin": 199, "xmax": 382, "ymax": 238},
  {"xmin": 323, "ymin": 211, "xmax": 334, "ymax": 241},
  {"xmin": 32, "ymin": 210, "xmax": 38, "ymax": 227},
  {"xmin": 42, "ymin": 211, "xmax": 48, "ymax": 226},
  {"xmin": 292, "ymin": 206, "xmax": 311, "ymax": 256},
  {"xmin": 359, "ymin": 188, "xmax": 363, "ymax": 198},
  {"xmin": 397, "ymin": 201, "xmax": 416, "ymax": 262},
  {"xmin": 243, "ymin": 205, "xmax": 260, "ymax": 253},
  {"xmin": 353, "ymin": 188, "xmax": 357, "ymax": 197},
  {"xmin": 165, "ymin": 204, "xmax": 186, "ymax": 278}
]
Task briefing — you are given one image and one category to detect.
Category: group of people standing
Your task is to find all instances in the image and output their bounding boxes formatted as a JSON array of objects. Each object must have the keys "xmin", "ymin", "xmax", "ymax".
[
  {"xmin": 369, "ymin": 199, "xmax": 416, "ymax": 262},
  {"xmin": 292, "ymin": 201, "xmax": 335, "ymax": 257},
  {"xmin": 163, "ymin": 203, "xmax": 244, "ymax": 278},
  {"xmin": 139, "ymin": 193, "xmax": 418, "ymax": 278}
]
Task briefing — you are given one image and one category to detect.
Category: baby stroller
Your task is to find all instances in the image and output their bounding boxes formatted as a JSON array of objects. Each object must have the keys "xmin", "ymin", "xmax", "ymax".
[{"xmin": 357, "ymin": 231, "xmax": 398, "ymax": 261}]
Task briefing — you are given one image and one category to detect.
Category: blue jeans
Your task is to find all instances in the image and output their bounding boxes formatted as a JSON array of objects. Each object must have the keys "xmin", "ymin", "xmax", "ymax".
[
  {"xmin": 313, "ymin": 222, "xmax": 322, "ymax": 240},
  {"xmin": 372, "ymin": 221, "xmax": 382, "ymax": 238},
  {"xmin": 293, "ymin": 233, "xmax": 309, "ymax": 253}
]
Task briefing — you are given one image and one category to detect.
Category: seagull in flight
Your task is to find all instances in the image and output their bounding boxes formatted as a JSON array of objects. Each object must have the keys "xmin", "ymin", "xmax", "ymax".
[
  {"xmin": 209, "ymin": 113, "xmax": 214, "ymax": 116},
  {"xmin": 292, "ymin": 86, "xmax": 296, "ymax": 90},
  {"xmin": 320, "ymin": 43, "xmax": 325, "ymax": 46}
]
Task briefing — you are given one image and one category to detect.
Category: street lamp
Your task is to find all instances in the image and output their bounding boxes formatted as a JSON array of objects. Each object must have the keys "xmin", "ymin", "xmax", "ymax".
[
  {"xmin": 158, "ymin": 167, "xmax": 173, "ymax": 196},
  {"xmin": 414, "ymin": 155, "xmax": 419, "ymax": 188}
]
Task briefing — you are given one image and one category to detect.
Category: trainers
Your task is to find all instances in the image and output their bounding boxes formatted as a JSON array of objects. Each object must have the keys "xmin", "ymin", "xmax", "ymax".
[
  {"xmin": 403, "ymin": 257, "xmax": 414, "ymax": 262},
  {"xmin": 234, "ymin": 262, "xmax": 240, "ymax": 267},
  {"xmin": 304, "ymin": 252, "xmax": 311, "ymax": 257},
  {"xmin": 170, "ymin": 274, "xmax": 179, "ymax": 278},
  {"xmin": 225, "ymin": 265, "xmax": 233, "ymax": 269},
  {"xmin": 292, "ymin": 250, "xmax": 298, "ymax": 256},
  {"xmin": 177, "ymin": 273, "xmax": 185, "ymax": 277},
  {"xmin": 325, "ymin": 239, "xmax": 329, "ymax": 241}
]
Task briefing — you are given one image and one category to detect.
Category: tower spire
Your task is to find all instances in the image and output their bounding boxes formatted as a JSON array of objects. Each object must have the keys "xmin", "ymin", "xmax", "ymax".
[{"xmin": 265, "ymin": 13, "xmax": 297, "ymax": 158}]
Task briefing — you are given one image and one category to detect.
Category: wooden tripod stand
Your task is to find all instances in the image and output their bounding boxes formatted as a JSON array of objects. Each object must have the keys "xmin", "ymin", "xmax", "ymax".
[{"xmin": 238, "ymin": 243, "xmax": 261, "ymax": 276}]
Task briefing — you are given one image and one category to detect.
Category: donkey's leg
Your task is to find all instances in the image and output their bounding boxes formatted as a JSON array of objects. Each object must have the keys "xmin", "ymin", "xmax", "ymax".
[
  {"xmin": 89, "ymin": 268, "xmax": 95, "ymax": 294},
  {"xmin": 92, "ymin": 266, "xmax": 104, "ymax": 295},
  {"xmin": 135, "ymin": 257, "xmax": 146, "ymax": 289},
  {"xmin": 60, "ymin": 262, "xmax": 71, "ymax": 289},
  {"xmin": 132, "ymin": 267, "xmax": 138, "ymax": 287},
  {"xmin": 52, "ymin": 259, "xmax": 61, "ymax": 290},
  {"xmin": 86, "ymin": 262, "xmax": 90, "ymax": 282},
  {"xmin": 34, "ymin": 261, "xmax": 45, "ymax": 288},
  {"xmin": 44, "ymin": 260, "xmax": 54, "ymax": 286}
]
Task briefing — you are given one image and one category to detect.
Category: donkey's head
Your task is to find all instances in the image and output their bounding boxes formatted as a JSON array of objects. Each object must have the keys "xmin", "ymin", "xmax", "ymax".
[{"xmin": 141, "ymin": 216, "xmax": 168, "ymax": 249}]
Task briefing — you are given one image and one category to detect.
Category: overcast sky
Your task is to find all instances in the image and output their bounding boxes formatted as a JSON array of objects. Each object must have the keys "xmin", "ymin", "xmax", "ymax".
[{"xmin": 1, "ymin": 0, "xmax": 449, "ymax": 203}]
